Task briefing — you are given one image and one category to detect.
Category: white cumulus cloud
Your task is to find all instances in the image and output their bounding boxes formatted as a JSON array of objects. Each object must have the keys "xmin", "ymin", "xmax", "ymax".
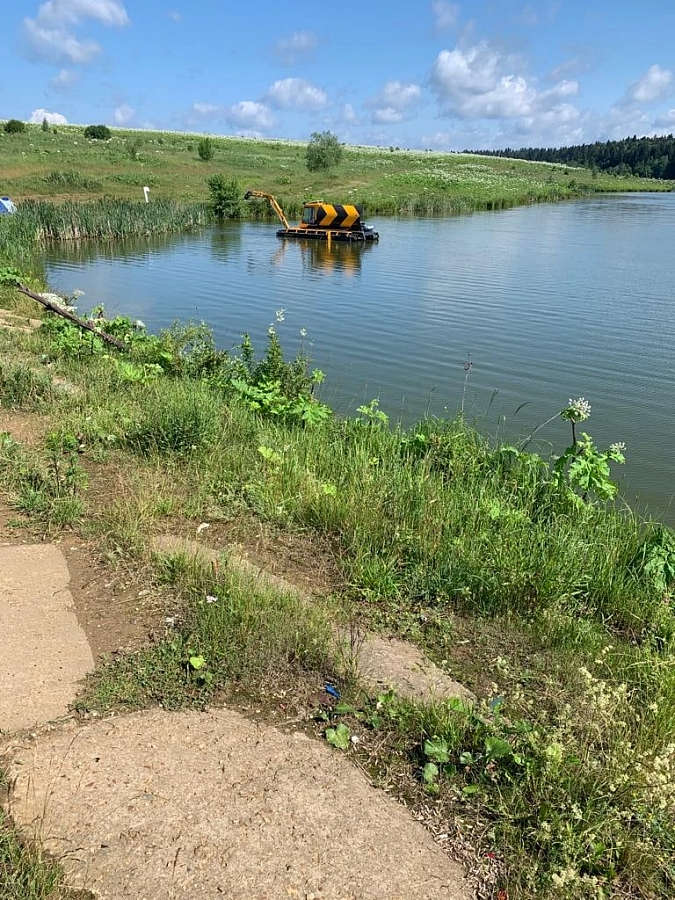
[
  {"xmin": 23, "ymin": 20, "xmax": 100, "ymax": 64},
  {"xmin": 34, "ymin": 0, "xmax": 129, "ymax": 27},
  {"xmin": 29, "ymin": 108, "xmax": 69, "ymax": 125},
  {"xmin": 225, "ymin": 101, "xmax": 275, "ymax": 131},
  {"xmin": 430, "ymin": 42, "xmax": 579, "ymax": 124},
  {"xmin": 23, "ymin": 0, "xmax": 129, "ymax": 65},
  {"xmin": 266, "ymin": 78, "xmax": 328, "ymax": 111},
  {"xmin": 368, "ymin": 80, "xmax": 422, "ymax": 124},
  {"xmin": 625, "ymin": 64, "xmax": 673, "ymax": 105}
]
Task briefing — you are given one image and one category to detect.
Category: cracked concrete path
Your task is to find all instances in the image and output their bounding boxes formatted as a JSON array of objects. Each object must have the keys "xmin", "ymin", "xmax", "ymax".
[
  {"xmin": 0, "ymin": 543, "xmax": 94, "ymax": 734},
  {"xmin": 6, "ymin": 708, "xmax": 473, "ymax": 900}
]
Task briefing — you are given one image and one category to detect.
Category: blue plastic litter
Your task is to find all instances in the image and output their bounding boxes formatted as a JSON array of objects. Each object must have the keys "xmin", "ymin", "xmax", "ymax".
[{"xmin": 324, "ymin": 683, "xmax": 340, "ymax": 700}]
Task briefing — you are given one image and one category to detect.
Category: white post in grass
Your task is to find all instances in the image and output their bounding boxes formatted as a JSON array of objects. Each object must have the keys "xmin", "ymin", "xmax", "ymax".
[{"xmin": 143, "ymin": 186, "xmax": 150, "ymax": 203}]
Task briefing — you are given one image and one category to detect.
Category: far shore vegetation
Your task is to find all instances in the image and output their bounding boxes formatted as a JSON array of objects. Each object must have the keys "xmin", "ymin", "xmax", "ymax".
[
  {"xmin": 1, "ymin": 121, "xmax": 675, "ymax": 900},
  {"xmin": 1, "ymin": 121, "xmax": 673, "ymax": 237}
]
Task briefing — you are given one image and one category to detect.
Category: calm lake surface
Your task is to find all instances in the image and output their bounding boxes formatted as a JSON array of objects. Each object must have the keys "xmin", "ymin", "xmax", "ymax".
[{"xmin": 44, "ymin": 193, "xmax": 675, "ymax": 524}]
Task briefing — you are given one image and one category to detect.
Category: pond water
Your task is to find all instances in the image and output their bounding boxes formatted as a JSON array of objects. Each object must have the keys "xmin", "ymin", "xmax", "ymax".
[{"xmin": 44, "ymin": 192, "xmax": 675, "ymax": 524}]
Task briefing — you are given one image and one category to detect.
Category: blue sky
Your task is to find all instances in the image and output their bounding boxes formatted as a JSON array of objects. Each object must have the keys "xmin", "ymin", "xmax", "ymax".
[{"xmin": 4, "ymin": 0, "xmax": 675, "ymax": 150}]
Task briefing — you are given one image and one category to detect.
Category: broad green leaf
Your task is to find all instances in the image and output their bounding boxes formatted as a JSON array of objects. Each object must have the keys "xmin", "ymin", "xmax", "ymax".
[
  {"xmin": 326, "ymin": 723, "xmax": 350, "ymax": 750},
  {"xmin": 424, "ymin": 738, "xmax": 450, "ymax": 763},
  {"xmin": 485, "ymin": 736, "xmax": 512, "ymax": 759}
]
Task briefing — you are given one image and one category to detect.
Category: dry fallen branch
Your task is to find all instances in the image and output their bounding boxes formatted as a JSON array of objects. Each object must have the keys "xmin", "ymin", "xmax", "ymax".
[{"xmin": 15, "ymin": 282, "xmax": 127, "ymax": 351}]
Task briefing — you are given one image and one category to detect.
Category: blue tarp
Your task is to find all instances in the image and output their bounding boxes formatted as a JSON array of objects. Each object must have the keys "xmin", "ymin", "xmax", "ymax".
[{"xmin": 0, "ymin": 196, "xmax": 17, "ymax": 214}]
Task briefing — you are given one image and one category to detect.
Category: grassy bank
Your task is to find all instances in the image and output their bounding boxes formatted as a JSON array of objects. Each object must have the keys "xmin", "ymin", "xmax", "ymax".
[
  {"xmin": 1, "ymin": 273, "xmax": 674, "ymax": 898},
  {"xmin": 2, "ymin": 122, "xmax": 672, "ymax": 217}
]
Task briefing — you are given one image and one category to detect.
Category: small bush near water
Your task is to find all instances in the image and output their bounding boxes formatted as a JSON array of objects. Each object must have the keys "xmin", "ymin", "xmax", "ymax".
[{"xmin": 125, "ymin": 380, "xmax": 223, "ymax": 455}]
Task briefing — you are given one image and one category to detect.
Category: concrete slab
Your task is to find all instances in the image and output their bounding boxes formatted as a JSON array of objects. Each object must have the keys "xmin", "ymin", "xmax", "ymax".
[
  {"xmin": 7, "ymin": 708, "xmax": 473, "ymax": 900},
  {"xmin": 0, "ymin": 544, "xmax": 94, "ymax": 733}
]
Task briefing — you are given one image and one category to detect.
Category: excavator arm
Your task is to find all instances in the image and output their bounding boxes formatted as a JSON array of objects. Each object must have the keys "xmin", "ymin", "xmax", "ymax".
[{"xmin": 243, "ymin": 190, "xmax": 290, "ymax": 230}]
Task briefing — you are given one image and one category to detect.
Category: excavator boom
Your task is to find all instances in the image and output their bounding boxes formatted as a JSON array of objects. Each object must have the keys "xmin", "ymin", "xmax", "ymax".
[{"xmin": 243, "ymin": 190, "xmax": 290, "ymax": 230}]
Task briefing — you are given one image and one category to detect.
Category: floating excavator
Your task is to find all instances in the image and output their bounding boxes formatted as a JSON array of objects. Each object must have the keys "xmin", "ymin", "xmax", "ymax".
[{"xmin": 244, "ymin": 190, "xmax": 379, "ymax": 243}]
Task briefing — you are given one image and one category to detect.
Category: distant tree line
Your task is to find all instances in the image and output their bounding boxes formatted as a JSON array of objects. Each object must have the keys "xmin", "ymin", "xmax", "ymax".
[{"xmin": 477, "ymin": 135, "xmax": 675, "ymax": 180}]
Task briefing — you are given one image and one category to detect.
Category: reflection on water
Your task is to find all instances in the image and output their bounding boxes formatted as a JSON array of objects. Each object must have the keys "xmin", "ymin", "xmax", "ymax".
[
  {"xmin": 296, "ymin": 239, "xmax": 375, "ymax": 275},
  {"xmin": 44, "ymin": 196, "xmax": 675, "ymax": 524},
  {"xmin": 263, "ymin": 236, "xmax": 374, "ymax": 274},
  {"xmin": 209, "ymin": 226, "xmax": 242, "ymax": 262},
  {"xmin": 44, "ymin": 232, "xmax": 187, "ymax": 265}
]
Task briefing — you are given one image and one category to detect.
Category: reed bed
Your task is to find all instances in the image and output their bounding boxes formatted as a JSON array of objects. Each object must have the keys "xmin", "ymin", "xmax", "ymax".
[{"xmin": 10, "ymin": 198, "xmax": 210, "ymax": 242}]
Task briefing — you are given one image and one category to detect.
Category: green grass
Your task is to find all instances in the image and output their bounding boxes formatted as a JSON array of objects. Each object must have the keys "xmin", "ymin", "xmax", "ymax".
[
  {"xmin": 34, "ymin": 317, "xmax": 671, "ymax": 900},
  {"xmin": 80, "ymin": 556, "xmax": 340, "ymax": 713},
  {"xmin": 0, "ymin": 804, "xmax": 68, "ymax": 900},
  {"xmin": 9, "ymin": 198, "xmax": 209, "ymax": 242}
]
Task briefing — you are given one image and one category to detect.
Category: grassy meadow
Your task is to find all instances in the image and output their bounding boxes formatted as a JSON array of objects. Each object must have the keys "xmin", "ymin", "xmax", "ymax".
[
  {"xmin": 2, "ymin": 121, "xmax": 672, "ymax": 217},
  {"xmin": 1, "ymin": 122, "xmax": 675, "ymax": 899}
]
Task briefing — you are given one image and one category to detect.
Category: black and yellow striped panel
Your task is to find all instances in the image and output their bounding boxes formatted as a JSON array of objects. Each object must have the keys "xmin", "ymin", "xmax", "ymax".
[{"xmin": 315, "ymin": 204, "xmax": 363, "ymax": 229}]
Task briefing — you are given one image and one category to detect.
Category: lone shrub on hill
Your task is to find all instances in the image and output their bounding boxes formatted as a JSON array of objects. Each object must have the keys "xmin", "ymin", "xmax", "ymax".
[
  {"xmin": 306, "ymin": 131, "xmax": 343, "ymax": 173},
  {"xmin": 207, "ymin": 174, "xmax": 241, "ymax": 219},
  {"xmin": 198, "ymin": 137, "xmax": 214, "ymax": 161},
  {"xmin": 84, "ymin": 124, "xmax": 111, "ymax": 140},
  {"xmin": 3, "ymin": 119, "xmax": 26, "ymax": 134}
]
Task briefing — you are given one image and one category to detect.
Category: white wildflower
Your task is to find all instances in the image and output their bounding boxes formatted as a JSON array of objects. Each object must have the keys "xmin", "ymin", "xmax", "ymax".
[
  {"xmin": 567, "ymin": 397, "xmax": 591, "ymax": 421},
  {"xmin": 275, "ymin": 308, "xmax": 285, "ymax": 323}
]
